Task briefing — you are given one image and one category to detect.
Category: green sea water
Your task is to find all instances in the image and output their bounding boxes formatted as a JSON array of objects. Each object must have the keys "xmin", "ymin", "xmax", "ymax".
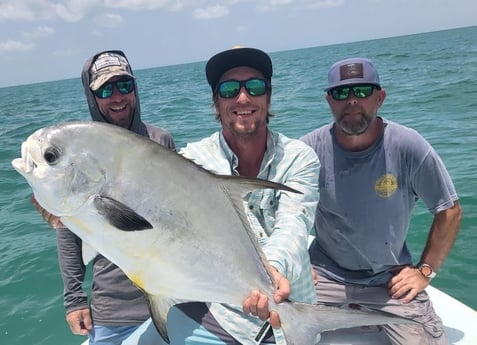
[{"xmin": 1, "ymin": 26, "xmax": 476, "ymax": 345}]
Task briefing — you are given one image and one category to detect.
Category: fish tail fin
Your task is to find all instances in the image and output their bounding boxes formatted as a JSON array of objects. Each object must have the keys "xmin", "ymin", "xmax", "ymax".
[
  {"xmin": 278, "ymin": 302, "xmax": 322, "ymax": 345},
  {"xmin": 278, "ymin": 301, "xmax": 416, "ymax": 345}
]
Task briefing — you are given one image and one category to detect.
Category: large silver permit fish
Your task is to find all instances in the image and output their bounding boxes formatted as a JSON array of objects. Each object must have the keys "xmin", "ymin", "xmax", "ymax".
[{"xmin": 12, "ymin": 121, "xmax": 411, "ymax": 345}]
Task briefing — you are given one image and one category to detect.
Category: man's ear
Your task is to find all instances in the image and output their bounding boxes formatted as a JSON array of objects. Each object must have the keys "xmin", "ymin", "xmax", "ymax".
[{"xmin": 377, "ymin": 89, "xmax": 387, "ymax": 107}]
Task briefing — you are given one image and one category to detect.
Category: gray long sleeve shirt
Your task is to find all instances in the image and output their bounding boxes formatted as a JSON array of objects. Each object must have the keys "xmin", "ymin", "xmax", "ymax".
[{"xmin": 57, "ymin": 50, "xmax": 175, "ymax": 325}]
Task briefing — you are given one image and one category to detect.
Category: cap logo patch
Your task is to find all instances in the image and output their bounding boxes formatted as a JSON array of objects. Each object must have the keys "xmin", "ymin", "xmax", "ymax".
[
  {"xmin": 94, "ymin": 56, "xmax": 122, "ymax": 71},
  {"xmin": 340, "ymin": 63, "xmax": 363, "ymax": 81}
]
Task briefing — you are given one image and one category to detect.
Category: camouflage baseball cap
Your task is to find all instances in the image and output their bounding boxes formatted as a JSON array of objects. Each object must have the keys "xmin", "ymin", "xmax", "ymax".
[{"xmin": 89, "ymin": 52, "xmax": 134, "ymax": 91}]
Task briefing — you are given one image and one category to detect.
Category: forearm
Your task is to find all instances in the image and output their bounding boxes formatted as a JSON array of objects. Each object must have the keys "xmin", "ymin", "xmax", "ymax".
[
  {"xmin": 419, "ymin": 201, "xmax": 463, "ymax": 272},
  {"xmin": 56, "ymin": 229, "xmax": 89, "ymax": 311},
  {"xmin": 264, "ymin": 157, "xmax": 319, "ymax": 280}
]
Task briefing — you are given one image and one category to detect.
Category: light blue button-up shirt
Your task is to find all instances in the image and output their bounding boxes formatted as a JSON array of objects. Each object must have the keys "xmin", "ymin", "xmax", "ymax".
[{"xmin": 179, "ymin": 129, "xmax": 320, "ymax": 345}]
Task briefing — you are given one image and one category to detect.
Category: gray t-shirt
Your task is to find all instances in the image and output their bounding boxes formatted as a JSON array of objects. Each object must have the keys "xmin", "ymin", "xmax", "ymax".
[{"xmin": 301, "ymin": 118, "xmax": 458, "ymax": 285}]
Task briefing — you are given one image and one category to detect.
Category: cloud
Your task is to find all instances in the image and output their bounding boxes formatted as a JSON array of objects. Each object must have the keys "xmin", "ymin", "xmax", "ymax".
[
  {"xmin": 0, "ymin": 0, "xmax": 53, "ymax": 21},
  {"xmin": 257, "ymin": 0, "xmax": 344, "ymax": 11},
  {"xmin": 103, "ymin": 0, "xmax": 186, "ymax": 11},
  {"xmin": 0, "ymin": 0, "xmax": 97, "ymax": 22},
  {"xmin": 22, "ymin": 26, "xmax": 55, "ymax": 39},
  {"xmin": 0, "ymin": 40, "xmax": 34, "ymax": 53},
  {"xmin": 94, "ymin": 13, "xmax": 124, "ymax": 28},
  {"xmin": 304, "ymin": 0, "xmax": 345, "ymax": 8},
  {"xmin": 194, "ymin": 5, "xmax": 230, "ymax": 20},
  {"xmin": 53, "ymin": 0, "xmax": 98, "ymax": 22},
  {"xmin": 269, "ymin": 0, "xmax": 294, "ymax": 5}
]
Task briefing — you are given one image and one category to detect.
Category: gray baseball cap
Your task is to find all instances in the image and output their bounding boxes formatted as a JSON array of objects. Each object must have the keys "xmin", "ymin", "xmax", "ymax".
[{"xmin": 325, "ymin": 58, "xmax": 380, "ymax": 91}]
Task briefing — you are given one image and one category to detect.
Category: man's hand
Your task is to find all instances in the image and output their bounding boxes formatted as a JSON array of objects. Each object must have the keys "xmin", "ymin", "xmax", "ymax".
[
  {"xmin": 388, "ymin": 266, "xmax": 430, "ymax": 304},
  {"xmin": 30, "ymin": 195, "xmax": 65, "ymax": 229},
  {"xmin": 66, "ymin": 308, "xmax": 93, "ymax": 335},
  {"xmin": 242, "ymin": 267, "xmax": 290, "ymax": 328}
]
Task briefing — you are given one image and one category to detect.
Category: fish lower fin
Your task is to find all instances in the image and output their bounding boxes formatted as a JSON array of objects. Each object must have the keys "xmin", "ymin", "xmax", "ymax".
[
  {"xmin": 81, "ymin": 241, "xmax": 99, "ymax": 265},
  {"xmin": 278, "ymin": 301, "xmax": 417, "ymax": 345},
  {"xmin": 147, "ymin": 295, "xmax": 186, "ymax": 344},
  {"xmin": 93, "ymin": 195, "xmax": 153, "ymax": 231}
]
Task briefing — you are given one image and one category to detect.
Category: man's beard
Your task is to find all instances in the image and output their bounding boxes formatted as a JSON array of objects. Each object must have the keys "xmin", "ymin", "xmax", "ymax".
[
  {"xmin": 225, "ymin": 117, "xmax": 264, "ymax": 138},
  {"xmin": 337, "ymin": 112, "xmax": 373, "ymax": 136}
]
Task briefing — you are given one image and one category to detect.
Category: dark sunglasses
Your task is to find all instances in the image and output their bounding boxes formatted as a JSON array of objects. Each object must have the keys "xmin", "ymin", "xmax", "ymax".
[
  {"xmin": 93, "ymin": 79, "xmax": 135, "ymax": 99},
  {"xmin": 216, "ymin": 78, "xmax": 269, "ymax": 99},
  {"xmin": 328, "ymin": 84, "xmax": 379, "ymax": 101}
]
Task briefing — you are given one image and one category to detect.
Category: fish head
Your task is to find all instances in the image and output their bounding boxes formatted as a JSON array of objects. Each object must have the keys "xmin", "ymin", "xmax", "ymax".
[{"xmin": 11, "ymin": 123, "xmax": 105, "ymax": 216}]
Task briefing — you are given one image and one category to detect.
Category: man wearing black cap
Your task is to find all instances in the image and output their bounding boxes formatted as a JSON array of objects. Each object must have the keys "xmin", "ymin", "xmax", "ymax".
[
  {"xmin": 32, "ymin": 50, "xmax": 175, "ymax": 345},
  {"xmin": 173, "ymin": 46, "xmax": 319, "ymax": 345},
  {"xmin": 144, "ymin": 47, "xmax": 318, "ymax": 344},
  {"xmin": 301, "ymin": 57, "xmax": 462, "ymax": 344}
]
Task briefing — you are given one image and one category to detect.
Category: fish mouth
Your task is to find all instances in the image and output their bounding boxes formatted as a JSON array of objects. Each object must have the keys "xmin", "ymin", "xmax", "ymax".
[{"xmin": 11, "ymin": 141, "xmax": 35, "ymax": 175}]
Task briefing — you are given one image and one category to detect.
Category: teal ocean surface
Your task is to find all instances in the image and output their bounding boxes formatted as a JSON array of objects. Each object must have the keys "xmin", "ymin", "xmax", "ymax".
[{"xmin": 1, "ymin": 26, "xmax": 476, "ymax": 345}]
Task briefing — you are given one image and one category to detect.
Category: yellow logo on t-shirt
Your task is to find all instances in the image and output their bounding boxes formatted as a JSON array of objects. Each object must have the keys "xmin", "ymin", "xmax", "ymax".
[{"xmin": 375, "ymin": 174, "xmax": 398, "ymax": 198}]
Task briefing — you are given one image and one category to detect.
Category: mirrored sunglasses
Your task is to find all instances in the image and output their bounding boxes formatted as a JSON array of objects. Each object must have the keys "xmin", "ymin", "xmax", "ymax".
[
  {"xmin": 328, "ymin": 84, "xmax": 378, "ymax": 101},
  {"xmin": 216, "ymin": 78, "xmax": 269, "ymax": 99},
  {"xmin": 93, "ymin": 79, "xmax": 135, "ymax": 99}
]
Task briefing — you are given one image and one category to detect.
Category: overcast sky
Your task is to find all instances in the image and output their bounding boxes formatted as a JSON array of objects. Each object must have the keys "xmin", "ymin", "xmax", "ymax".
[{"xmin": 0, "ymin": 0, "xmax": 475, "ymax": 88}]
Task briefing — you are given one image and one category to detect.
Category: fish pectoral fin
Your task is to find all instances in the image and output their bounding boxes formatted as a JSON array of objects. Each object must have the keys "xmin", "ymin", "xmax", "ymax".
[
  {"xmin": 93, "ymin": 195, "xmax": 153, "ymax": 231},
  {"xmin": 81, "ymin": 241, "xmax": 99, "ymax": 265},
  {"xmin": 147, "ymin": 295, "xmax": 187, "ymax": 343}
]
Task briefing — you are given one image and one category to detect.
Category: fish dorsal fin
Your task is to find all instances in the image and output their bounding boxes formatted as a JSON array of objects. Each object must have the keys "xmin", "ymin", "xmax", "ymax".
[
  {"xmin": 93, "ymin": 195, "xmax": 153, "ymax": 231},
  {"xmin": 217, "ymin": 175, "xmax": 301, "ymax": 285},
  {"xmin": 81, "ymin": 241, "xmax": 99, "ymax": 265},
  {"xmin": 147, "ymin": 295, "xmax": 186, "ymax": 343}
]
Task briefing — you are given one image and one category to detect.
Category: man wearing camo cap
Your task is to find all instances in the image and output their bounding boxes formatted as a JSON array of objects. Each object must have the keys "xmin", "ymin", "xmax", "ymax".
[{"xmin": 32, "ymin": 50, "xmax": 175, "ymax": 345}]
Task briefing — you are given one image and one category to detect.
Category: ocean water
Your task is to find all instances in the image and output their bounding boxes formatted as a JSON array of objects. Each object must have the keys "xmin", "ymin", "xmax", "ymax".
[{"xmin": 1, "ymin": 25, "xmax": 476, "ymax": 345}]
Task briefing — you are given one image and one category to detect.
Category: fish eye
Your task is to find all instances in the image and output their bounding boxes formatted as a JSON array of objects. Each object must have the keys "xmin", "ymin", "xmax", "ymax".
[{"xmin": 44, "ymin": 147, "xmax": 60, "ymax": 165}]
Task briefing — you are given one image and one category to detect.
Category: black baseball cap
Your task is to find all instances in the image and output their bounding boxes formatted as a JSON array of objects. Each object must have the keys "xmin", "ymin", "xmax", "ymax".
[{"xmin": 205, "ymin": 47, "xmax": 273, "ymax": 91}]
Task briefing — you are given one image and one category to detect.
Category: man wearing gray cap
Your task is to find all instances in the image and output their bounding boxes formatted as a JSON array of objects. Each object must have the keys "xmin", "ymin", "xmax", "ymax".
[
  {"xmin": 32, "ymin": 50, "xmax": 175, "ymax": 345},
  {"xmin": 301, "ymin": 57, "xmax": 462, "ymax": 344}
]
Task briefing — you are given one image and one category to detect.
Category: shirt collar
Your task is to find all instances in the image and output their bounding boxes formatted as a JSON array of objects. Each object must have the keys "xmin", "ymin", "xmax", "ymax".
[{"xmin": 218, "ymin": 129, "xmax": 277, "ymax": 178}]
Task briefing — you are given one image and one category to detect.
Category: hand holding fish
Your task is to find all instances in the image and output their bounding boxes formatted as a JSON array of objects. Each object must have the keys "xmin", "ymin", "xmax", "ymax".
[
  {"xmin": 30, "ymin": 195, "xmax": 65, "ymax": 229},
  {"xmin": 242, "ymin": 267, "xmax": 289, "ymax": 328},
  {"xmin": 66, "ymin": 308, "xmax": 92, "ymax": 335}
]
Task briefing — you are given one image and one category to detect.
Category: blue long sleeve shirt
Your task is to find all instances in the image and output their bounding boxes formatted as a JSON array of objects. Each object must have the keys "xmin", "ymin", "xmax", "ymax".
[{"xmin": 179, "ymin": 128, "xmax": 319, "ymax": 345}]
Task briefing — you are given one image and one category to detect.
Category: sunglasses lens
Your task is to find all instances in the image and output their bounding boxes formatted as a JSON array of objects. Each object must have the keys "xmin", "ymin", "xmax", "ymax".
[
  {"xmin": 331, "ymin": 87, "xmax": 350, "ymax": 100},
  {"xmin": 245, "ymin": 79, "xmax": 267, "ymax": 96},
  {"xmin": 116, "ymin": 80, "xmax": 134, "ymax": 94},
  {"xmin": 94, "ymin": 84, "xmax": 114, "ymax": 99},
  {"xmin": 352, "ymin": 85, "xmax": 373, "ymax": 98},
  {"xmin": 218, "ymin": 81, "xmax": 241, "ymax": 98},
  {"xmin": 93, "ymin": 79, "xmax": 134, "ymax": 99},
  {"xmin": 217, "ymin": 79, "xmax": 268, "ymax": 99},
  {"xmin": 330, "ymin": 85, "xmax": 375, "ymax": 100}
]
